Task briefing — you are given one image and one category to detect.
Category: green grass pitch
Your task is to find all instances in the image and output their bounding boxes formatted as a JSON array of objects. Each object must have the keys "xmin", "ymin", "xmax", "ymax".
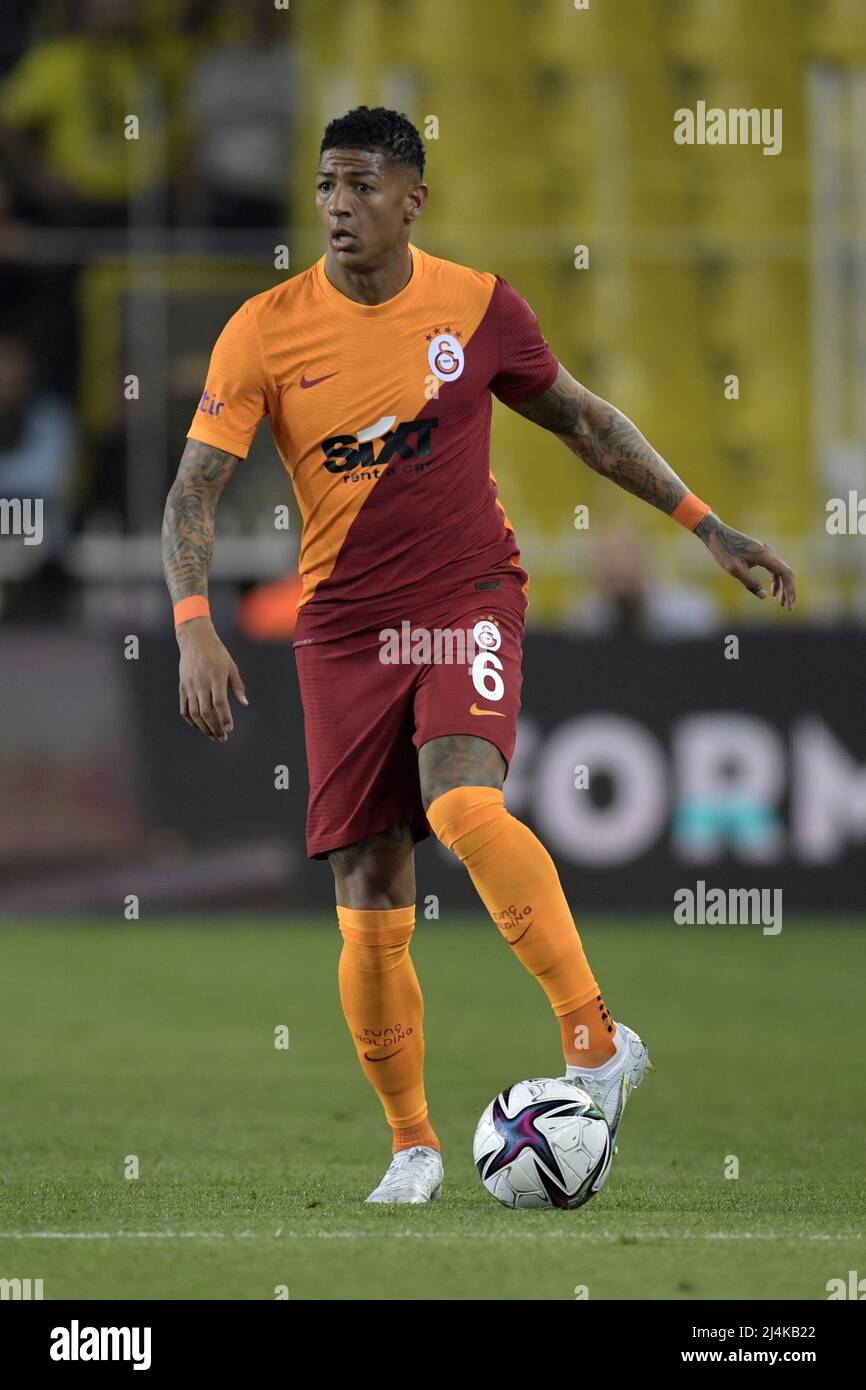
[{"xmin": 1, "ymin": 916, "xmax": 863, "ymax": 1300}]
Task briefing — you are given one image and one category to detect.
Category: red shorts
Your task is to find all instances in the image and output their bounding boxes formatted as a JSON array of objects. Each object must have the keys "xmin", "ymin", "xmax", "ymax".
[{"xmin": 294, "ymin": 587, "xmax": 526, "ymax": 858}]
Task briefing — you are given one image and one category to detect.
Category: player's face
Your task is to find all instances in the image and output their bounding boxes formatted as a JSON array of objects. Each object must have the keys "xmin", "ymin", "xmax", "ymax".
[{"xmin": 316, "ymin": 149, "xmax": 423, "ymax": 266}]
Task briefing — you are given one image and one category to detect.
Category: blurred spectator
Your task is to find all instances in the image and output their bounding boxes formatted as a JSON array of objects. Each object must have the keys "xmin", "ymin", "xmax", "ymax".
[
  {"xmin": 566, "ymin": 524, "xmax": 721, "ymax": 638},
  {"xmin": 0, "ymin": 333, "xmax": 78, "ymax": 618},
  {"xmin": 180, "ymin": 0, "xmax": 295, "ymax": 229},
  {"xmin": 0, "ymin": 0, "xmax": 163, "ymax": 226}
]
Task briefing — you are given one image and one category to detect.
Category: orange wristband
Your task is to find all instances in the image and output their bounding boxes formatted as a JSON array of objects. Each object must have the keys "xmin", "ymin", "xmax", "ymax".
[
  {"xmin": 173, "ymin": 595, "xmax": 211, "ymax": 628},
  {"xmin": 671, "ymin": 492, "xmax": 711, "ymax": 531}
]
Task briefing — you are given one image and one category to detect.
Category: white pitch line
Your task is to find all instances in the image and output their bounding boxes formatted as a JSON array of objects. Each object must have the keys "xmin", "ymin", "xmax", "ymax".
[{"xmin": 0, "ymin": 1229, "xmax": 861, "ymax": 1242}]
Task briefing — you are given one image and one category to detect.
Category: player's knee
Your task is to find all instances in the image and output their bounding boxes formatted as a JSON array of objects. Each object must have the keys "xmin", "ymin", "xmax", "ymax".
[
  {"xmin": 420, "ymin": 770, "xmax": 505, "ymax": 814},
  {"xmin": 327, "ymin": 827, "xmax": 414, "ymax": 910},
  {"xmin": 418, "ymin": 736, "xmax": 505, "ymax": 815}
]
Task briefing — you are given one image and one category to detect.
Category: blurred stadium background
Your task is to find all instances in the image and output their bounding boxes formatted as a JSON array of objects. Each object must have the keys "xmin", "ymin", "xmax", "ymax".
[{"xmin": 0, "ymin": 0, "xmax": 864, "ymax": 915}]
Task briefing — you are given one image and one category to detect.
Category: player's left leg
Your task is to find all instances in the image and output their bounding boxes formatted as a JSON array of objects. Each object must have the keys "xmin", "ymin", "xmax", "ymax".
[
  {"xmin": 418, "ymin": 733, "xmax": 651, "ymax": 1147},
  {"xmin": 411, "ymin": 594, "xmax": 650, "ymax": 1145},
  {"xmin": 407, "ymin": 598, "xmax": 614, "ymax": 1069},
  {"xmin": 419, "ymin": 734, "xmax": 616, "ymax": 1066}
]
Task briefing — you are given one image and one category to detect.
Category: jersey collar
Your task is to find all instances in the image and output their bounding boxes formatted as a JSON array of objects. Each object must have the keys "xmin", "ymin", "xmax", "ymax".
[{"xmin": 314, "ymin": 242, "xmax": 426, "ymax": 318}]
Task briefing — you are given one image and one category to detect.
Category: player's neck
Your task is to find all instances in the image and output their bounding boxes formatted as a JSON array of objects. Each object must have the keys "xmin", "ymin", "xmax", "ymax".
[{"xmin": 322, "ymin": 243, "xmax": 414, "ymax": 306}]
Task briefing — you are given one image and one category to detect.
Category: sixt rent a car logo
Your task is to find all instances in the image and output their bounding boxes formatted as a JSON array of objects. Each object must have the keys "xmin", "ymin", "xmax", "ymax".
[
  {"xmin": 198, "ymin": 390, "xmax": 225, "ymax": 417},
  {"xmin": 321, "ymin": 416, "xmax": 438, "ymax": 473}
]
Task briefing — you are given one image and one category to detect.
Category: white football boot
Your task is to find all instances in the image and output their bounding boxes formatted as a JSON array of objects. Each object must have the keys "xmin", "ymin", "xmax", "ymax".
[
  {"xmin": 562, "ymin": 1022, "xmax": 652, "ymax": 1152},
  {"xmin": 365, "ymin": 1145, "xmax": 444, "ymax": 1204}
]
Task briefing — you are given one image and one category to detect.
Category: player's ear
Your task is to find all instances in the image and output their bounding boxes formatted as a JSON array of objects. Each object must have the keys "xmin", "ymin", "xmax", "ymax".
[{"xmin": 406, "ymin": 183, "xmax": 427, "ymax": 220}]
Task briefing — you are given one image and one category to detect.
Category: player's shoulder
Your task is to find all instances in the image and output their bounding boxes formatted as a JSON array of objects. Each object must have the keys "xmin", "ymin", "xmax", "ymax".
[
  {"xmin": 416, "ymin": 244, "xmax": 508, "ymax": 301},
  {"xmin": 236, "ymin": 262, "xmax": 320, "ymax": 324},
  {"xmin": 416, "ymin": 246, "xmax": 529, "ymax": 316},
  {"xmin": 415, "ymin": 244, "xmax": 496, "ymax": 290}
]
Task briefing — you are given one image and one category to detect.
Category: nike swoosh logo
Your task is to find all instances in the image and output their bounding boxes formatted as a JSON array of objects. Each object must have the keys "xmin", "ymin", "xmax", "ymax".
[
  {"xmin": 300, "ymin": 371, "xmax": 339, "ymax": 389},
  {"xmin": 469, "ymin": 703, "xmax": 506, "ymax": 717},
  {"xmin": 364, "ymin": 1047, "xmax": 404, "ymax": 1063},
  {"xmin": 509, "ymin": 920, "xmax": 533, "ymax": 944}
]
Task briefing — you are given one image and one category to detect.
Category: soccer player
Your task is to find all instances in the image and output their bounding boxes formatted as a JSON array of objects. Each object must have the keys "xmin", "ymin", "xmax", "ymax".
[{"xmin": 162, "ymin": 106, "xmax": 795, "ymax": 1204}]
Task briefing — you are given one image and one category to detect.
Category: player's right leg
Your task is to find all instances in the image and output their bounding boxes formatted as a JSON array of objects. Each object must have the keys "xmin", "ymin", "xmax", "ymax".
[
  {"xmin": 293, "ymin": 626, "xmax": 442, "ymax": 1202},
  {"xmin": 329, "ymin": 830, "xmax": 443, "ymax": 1205}
]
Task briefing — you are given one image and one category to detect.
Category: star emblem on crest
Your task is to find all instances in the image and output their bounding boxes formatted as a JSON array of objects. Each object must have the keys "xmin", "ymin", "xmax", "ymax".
[{"xmin": 425, "ymin": 325, "xmax": 462, "ymax": 342}]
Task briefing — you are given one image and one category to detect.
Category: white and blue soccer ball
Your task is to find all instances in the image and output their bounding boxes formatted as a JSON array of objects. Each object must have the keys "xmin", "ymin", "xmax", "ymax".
[{"xmin": 473, "ymin": 1077, "xmax": 613, "ymax": 1210}]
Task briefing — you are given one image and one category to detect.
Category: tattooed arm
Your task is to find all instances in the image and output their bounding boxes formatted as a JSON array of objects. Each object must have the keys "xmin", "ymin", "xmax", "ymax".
[
  {"xmin": 161, "ymin": 440, "xmax": 249, "ymax": 741},
  {"xmin": 511, "ymin": 364, "xmax": 795, "ymax": 608}
]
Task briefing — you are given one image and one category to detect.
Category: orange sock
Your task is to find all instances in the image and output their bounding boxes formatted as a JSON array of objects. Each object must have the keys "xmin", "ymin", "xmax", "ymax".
[
  {"xmin": 559, "ymin": 994, "xmax": 617, "ymax": 1068},
  {"xmin": 337, "ymin": 905, "xmax": 440, "ymax": 1153},
  {"xmin": 426, "ymin": 786, "xmax": 617, "ymax": 1067}
]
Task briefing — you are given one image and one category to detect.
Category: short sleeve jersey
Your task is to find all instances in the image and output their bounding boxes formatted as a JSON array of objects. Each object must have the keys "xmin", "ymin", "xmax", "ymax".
[{"xmin": 187, "ymin": 243, "xmax": 559, "ymax": 640}]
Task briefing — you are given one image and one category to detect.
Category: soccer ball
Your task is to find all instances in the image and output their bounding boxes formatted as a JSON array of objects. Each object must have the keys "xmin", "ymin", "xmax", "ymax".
[{"xmin": 473, "ymin": 1078, "xmax": 613, "ymax": 1210}]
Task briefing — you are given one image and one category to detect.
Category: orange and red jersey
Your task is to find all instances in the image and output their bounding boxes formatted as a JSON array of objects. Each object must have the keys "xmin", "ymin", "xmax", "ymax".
[{"xmin": 187, "ymin": 242, "xmax": 559, "ymax": 640}]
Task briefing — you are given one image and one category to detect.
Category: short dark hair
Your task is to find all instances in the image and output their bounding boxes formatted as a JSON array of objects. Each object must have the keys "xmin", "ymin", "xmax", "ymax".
[{"xmin": 319, "ymin": 105, "xmax": 425, "ymax": 178}]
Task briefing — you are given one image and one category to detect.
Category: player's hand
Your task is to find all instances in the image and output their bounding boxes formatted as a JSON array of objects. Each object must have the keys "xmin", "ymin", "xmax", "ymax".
[
  {"xmin": 697, "ymin": 516, "xmax": 796, "ymax": 609},
  {"xmin": 176, "ymin": 618, "xmax": 248, "ymax": 742}
]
